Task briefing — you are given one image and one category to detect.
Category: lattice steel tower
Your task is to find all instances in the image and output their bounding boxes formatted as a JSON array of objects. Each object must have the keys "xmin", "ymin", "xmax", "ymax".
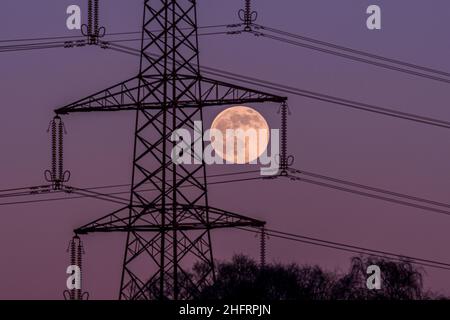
[{"xmin": 56, "ymin": 0, "xmax": 286, "ymax": 300}]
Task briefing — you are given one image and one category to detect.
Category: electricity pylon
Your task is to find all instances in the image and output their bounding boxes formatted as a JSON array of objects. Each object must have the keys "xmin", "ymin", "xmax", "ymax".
[{"xmin": 55, "ymin": 0, "xmax": 286, "ymax": 300}]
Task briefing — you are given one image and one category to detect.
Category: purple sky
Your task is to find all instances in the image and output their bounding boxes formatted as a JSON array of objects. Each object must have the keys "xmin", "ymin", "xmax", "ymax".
[{"xmin": 0, "ymin": 0, "xmax": 449, "ymax": 299}]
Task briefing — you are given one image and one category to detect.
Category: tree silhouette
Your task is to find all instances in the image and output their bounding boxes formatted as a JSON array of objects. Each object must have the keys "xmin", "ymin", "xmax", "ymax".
[
  {"xmin": 193, "ymin": 254, "xmax": 445, "ymax": 300},
  {"xmin": 331, "ymin": 256, "xmax": 424, "ymax": 300}
]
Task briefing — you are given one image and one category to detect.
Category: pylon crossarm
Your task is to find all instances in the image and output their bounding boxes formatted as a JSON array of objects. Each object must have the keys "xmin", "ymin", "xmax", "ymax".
[
  {"xmin": 207, "ymin": 206, "xmax": 265, "ymax": 228},
  {"xmin": 75, "ymin": 205, "xmax": 131, "ymax": 235},
  {"xmin": 54, "ymin": 76, "xmax": 164, "ymax": 114},
  {"xmin": 54, "ymin": 75, "xmax": 286, "ymax": 115},
  {"xmin": 75, "ymin": 205, "xmax": 264, "ymax": 235},
  {"xmin": 198, "ymin": 76, "xmax": 286, "ymax": 106}
]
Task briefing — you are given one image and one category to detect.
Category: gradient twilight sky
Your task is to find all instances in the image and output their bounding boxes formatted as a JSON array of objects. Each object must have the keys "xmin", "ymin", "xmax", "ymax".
[{"xmin": 0, "ymin": 0, "xmax": 449, "ymax": 299}]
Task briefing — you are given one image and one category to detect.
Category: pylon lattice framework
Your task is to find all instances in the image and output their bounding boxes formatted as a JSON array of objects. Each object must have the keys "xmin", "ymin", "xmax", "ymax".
[{"xmin": 56, "ymin": 0, "xmax": 286, "ymax": 300}]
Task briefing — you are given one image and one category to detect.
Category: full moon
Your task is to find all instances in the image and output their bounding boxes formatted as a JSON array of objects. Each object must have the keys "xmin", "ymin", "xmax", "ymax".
[{"xmin": 210, "ymin": 106, "xmax": 270, "ymax": 164}]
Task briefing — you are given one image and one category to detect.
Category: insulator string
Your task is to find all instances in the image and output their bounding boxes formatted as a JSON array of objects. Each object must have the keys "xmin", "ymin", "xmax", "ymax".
[
  {"xmin": 45, "ymin": 116, "xmax": 70, "ymax": 190},
  {"xmin": 88, "ymin": 0, "xmax": 93, "ymax": 41},
  {"xmin": 238, "ymin": 0, "xmax": 258, "ymax": 31},
  {"xmin": 77, "ymin": 237, "xmax": 83, "ymax": 300},
  {"xmin": 58, "ymin": 119, "xmax": 64, "ymax": 184},
  {"xmin": 278, "ymin": 102, "xmax": 293, "ymax": 175},
  {"xmin": 260, "ymin": 226, "xmax": 266, "ymax": 268},
  {"xmin": 51, "ymin": 119, "xmax": 57, "ymax": 182},
  {"xmin": 69, "ymin": 238, "xmax": 77, "ymax": 300},
  {"xmin": 94, "ymin": 0, "xmax": 99, "ymax": 37},
  {"xmin": 64, "ymin": 235, "xmax": 88, "ymax": 300}
]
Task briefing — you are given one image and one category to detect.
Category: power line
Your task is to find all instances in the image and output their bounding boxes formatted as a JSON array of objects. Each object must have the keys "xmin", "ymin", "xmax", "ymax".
[
  {"xmin": 1, "ymin": 167, "xmax": 448, "ymax": 220},
  {"xmin": 294, "ymin": 169, "xmax": 450, "ymax": 209},
  {"xmin": 3, "ymin": 182, "xmax": 448, "ymax": 272},
  {"xmin": 201, "ymin": 66, "xmax": 450, "ymax": 130},
  {"xmin": 0, "ymin": 170, "xmax": 261, "ymax": 198},
  {"xmin": 239, "ymin": 227, "xmax": 450, "ymax": 271},
  {"xmin": 252, "ymin": 25, "xmax": 450, "ymax": 85},
  {"xmin": 0, "ymin": 185, "xmax": 130, "ymax": 206},
  {"xmin": 0, "ymin": 43, "xmax": 71, "ymax": 53},
  {"xmin": 0, "ymin": 34, "xmax": 85, "ymax": 44},
  {"xmin": 63, "ymin": 186, "xmax": 130, "ymax": 205},
  {"xmin": 3, "ymin": 27, "xmax": 450, "ymax": 129},
  {"xmin": 6, "ymin": 189, "xmax": 448, "ymax": 271},
  {"xmin": 0, "ymin": 30, "xmax": 231, "ymax": 54},
  {"xmin": 1, "ymin": 186, "xmax": 448, "ymax": 271},
  {"xmin": 0, "ymin": 184, "xmax": 52, "ymax": 195},
  {"xmin": 0, "ymin": 172, "xmax": 264, "ymax": 207},
  {"xmin": 0, "ymin": 24, "xmax": 232, "ymax": 44},
  {"xmin": 0, "ymin": 24, "xmax": 232, "ymax": 53},
  {"xmin": 6, "ymin": 22, "xmax": 450, "ymax": 87},
  {"xmin": 255, "ymin": 24, "xmax": 450, "ymax": 78},
  {"xmin": 286, "ymin": 173, "xmax": 450, "ymax": 217},
  {"xmin": 266, "ymin": 227, "xmax": 450, "ymax": 268},
  {"xmin": 100, "ymin": 42, "xmax": 450, "ymax": 130},
  {"xmin": 3, "ymin": 30, "xmax": 449, "ymax": 129}
]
